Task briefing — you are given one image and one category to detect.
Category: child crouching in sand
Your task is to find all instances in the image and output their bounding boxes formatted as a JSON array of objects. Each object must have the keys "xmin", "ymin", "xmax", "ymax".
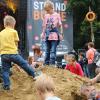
[
  {"xmin": 65, "ymin": 54, "xmax": 84, "ymax": 77},
  {"xmin": 28, "ymin": 56, "xmax": 37, "ymax": 70},
  {"xmin": 80, "ymin": 84, "xmax": 100, "ymax": 100}
]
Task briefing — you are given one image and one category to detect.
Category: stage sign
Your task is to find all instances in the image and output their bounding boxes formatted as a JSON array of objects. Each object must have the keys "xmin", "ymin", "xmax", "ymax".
[{"xmin": 27, "ymin": 0, "xmax": 73, "ymax": 55}]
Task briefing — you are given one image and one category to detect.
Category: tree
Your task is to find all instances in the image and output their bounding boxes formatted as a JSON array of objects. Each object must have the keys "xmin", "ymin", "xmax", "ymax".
[{"xmin": 66, "ymin": 0, "xmax": 100, "ymax": 49}]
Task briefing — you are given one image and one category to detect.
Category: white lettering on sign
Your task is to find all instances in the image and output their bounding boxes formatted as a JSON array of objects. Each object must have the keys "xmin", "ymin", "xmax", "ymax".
[
  {"xmin": 34, "ymin": 1, "xmax": 39, "ymax": 10},
  {"xmin": 33, "ymin": 1, "xmax": 66, "ymax": 11}
]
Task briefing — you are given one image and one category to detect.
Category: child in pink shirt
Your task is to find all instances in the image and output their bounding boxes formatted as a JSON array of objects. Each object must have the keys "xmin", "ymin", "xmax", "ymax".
[{"xmin": 41, "ymin": 1, "xmax": 63, "ymax": 65}]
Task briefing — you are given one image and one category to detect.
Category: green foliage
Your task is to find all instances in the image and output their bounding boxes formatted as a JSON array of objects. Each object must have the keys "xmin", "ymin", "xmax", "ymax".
[
  {"xmin": 66, "ymin": 0, "xmax": 89, "ymax": 11},
  {"xmin": 80, "ymin": 20, "xmax": 90, "ymax": 35},
  {"xmin": 66, "ymin": 0, "xmax": 100, "ymax": 49}
]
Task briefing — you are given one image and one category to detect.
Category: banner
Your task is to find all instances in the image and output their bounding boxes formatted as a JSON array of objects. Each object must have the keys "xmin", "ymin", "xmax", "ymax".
[{"xmin": 27, "ymin": 0, "xmax": 73, "ymax": 55}]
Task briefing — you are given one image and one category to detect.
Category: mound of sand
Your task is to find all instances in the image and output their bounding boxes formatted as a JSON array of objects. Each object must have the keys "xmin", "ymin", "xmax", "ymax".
[{"xmin": 0, "ymin": 66, "xmax": 100, "ymax": 100}]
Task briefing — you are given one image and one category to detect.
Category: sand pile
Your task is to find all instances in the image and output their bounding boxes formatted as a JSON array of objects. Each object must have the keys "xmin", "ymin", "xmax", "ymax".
[{"xmin": 0, "ymin": 66, "xmax": 100, "ymax": 100}]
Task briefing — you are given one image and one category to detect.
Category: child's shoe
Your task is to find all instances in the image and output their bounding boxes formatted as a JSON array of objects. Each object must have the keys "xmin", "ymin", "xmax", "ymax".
[{"xmin": 3, "ymin": 86, "xmax": 10, "ymax": 90}]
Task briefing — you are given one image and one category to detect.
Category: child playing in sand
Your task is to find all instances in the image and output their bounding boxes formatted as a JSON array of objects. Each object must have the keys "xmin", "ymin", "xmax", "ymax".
[
  {"xmin": 81, "ymin": 70, "xmax": 100, "ymax": 99},
  {"xmin": 35, "ymin": 74, "xmax": 61, "ymax": 100},
  {"xmin": 65, "ymin": 54, "xmax": 84, "ymax": 77},
  {"xmin": 28, "ymin": 56, "xmax": 36, "ymax": 70},
  {"xmin": 0, "ymin": 15, "xmax": 35, "ymax": 90},
  {"xmin": 32, "ymin": 45, "xmax": 45, "ymax": 67},
  {"xmin": 81, "ymin": 84, "xmax": 100, "ymax": 100},
  {"xmin": 32, "ymin": 45, "xmax": 44, "ymax": 63}
]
